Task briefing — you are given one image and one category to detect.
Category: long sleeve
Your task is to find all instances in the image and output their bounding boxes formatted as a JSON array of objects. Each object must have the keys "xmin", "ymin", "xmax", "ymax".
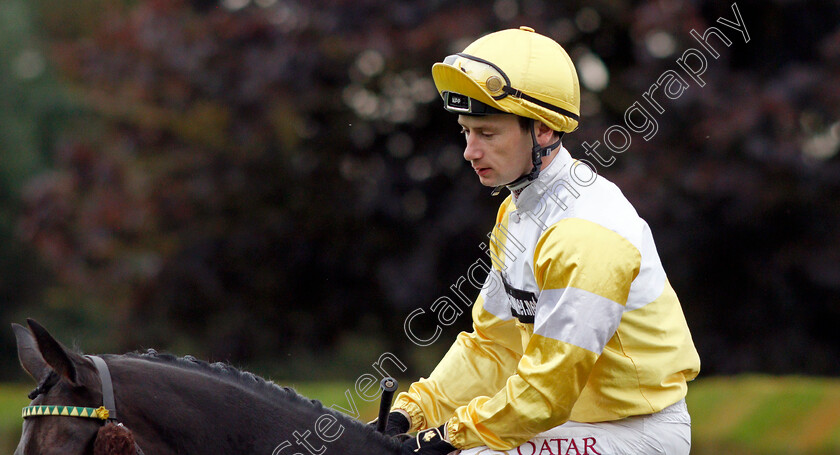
[
  {"xmin": 392, "ymin": 273, "xmax": 523, "ymax": 431},
  {"xmin": 446, "ymin": 218, "xmax": 640, "ymax": 449}
]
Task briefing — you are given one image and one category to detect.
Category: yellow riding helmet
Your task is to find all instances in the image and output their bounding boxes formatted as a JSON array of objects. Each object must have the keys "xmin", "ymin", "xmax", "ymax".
[{"xmin": 431, "ymin": 26, "xmax": 580, "ymax": 133}]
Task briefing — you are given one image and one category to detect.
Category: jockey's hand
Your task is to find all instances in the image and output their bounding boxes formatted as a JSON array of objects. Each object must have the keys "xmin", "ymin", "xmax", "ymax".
[
  {"xmin": 401, "ymin": 425, "xmax": 457, "ymax": 455},
  {"xmin": 369, "ymin": 411, "xmax": 411, "ymax": 436},
  {"xmin": 385, "ymin": 411, "xmax": 411, "ymax": 436}
]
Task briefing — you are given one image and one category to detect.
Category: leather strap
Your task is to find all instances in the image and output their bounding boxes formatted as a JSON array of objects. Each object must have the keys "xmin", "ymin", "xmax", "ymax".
[
  {"xmin": 87, "ymin": 355, "xmax": 118, "ymax": 422},
  {"xmin": 87, "ymin": 356, "xmax": 145, "ymax": 454}
]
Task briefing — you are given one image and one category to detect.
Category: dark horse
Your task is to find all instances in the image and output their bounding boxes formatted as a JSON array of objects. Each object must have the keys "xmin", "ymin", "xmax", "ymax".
[{"xmin": 13, "ymin": 319, "xmax": 403, "ymax": 455}]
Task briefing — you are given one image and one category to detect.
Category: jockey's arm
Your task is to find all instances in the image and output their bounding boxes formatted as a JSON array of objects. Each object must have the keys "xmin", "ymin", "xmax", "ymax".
[
  {"xmin": 392, "ymin": 278, "xmax": 522, "ymax": 432},
  {"xmin": 395, "ymin": 220, "xmax": 639, "ymax": 450}
]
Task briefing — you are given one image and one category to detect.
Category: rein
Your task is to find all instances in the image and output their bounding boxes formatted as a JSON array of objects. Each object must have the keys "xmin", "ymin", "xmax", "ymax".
[{"xmin": 21, "ymin": 355, "xmax": 145, "ymax": 455}]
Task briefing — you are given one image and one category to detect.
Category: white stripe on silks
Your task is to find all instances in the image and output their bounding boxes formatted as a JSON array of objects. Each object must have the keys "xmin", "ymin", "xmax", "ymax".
[
  {"xmin": 624, "ymin": 223, "xmax": 668, "ymax": 311},
  {"xmin": 482, "ymin": 291, "xmax": 514, "ymax": 321},
  {"xmin": 625, "ymin": 265, "xmax": 666, "ymax": 311},
  {"xmin": 482, "ymin": 272, "xmax": 514, "ymax": 320},
  {"xmin": 534, "ymin": 288, "xmax": 624, "ymax": 354}
]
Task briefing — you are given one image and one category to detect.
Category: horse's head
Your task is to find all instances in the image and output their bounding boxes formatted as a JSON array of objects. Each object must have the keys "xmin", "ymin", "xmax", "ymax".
[
  {"xmin": 12, "ymin": 319, "xmax": 402, "ymax": 455},
  {"xmin": 12, "ymin": 319, "xmax": 137, "ymax": 455}
]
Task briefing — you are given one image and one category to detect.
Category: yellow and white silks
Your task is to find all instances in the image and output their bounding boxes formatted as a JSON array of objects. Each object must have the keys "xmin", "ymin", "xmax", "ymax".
[{"xmin": 393, "ymin": 147, "xmax": 701, "ymax": 450}]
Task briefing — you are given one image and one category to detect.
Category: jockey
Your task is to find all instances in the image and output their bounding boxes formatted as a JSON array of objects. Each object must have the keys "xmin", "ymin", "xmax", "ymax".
[{"xmin": 389, "ymin": 27, "xmax": 701, "ymax": 455}]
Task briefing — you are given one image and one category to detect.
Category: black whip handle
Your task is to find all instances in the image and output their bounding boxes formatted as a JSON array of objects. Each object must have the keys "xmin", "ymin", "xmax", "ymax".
[{"xmin": 376, "ymin": 377, "xmax": 399, "ymax": 433}]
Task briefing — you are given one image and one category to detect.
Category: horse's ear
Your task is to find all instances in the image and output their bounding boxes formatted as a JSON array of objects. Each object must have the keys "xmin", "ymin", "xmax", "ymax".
[
  {"xmin": 26, "ymin": 319, "xmax": 80, "ymax": 384},
  {"xmin": 12, "ymin": 322, "xmax": 50, "ymax": 382}
]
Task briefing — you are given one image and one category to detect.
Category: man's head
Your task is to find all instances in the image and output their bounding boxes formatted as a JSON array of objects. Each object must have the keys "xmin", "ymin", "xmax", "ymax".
[{"xmin": 431, "ymin": 27, "xmax": 580, "ymax": 191}]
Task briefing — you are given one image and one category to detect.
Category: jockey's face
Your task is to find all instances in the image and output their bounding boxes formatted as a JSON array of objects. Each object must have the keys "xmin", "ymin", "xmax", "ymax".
[{"xmin": 459, "ymin": 114, "xmax": 533, "ymax": 188}]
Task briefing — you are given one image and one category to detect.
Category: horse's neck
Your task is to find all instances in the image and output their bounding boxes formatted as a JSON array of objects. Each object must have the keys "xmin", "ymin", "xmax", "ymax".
[{"xmin": 112, "ymin": 358, "xmax": 400, "ymax": 455}]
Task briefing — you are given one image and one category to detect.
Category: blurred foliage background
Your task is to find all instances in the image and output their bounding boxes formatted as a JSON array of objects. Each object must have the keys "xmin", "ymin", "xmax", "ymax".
[{"xmin": 1, "ymin": 0, "xmax": 840, "ymax": 387}]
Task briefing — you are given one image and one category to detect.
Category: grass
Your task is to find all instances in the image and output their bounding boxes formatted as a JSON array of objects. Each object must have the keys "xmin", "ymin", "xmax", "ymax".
[
  {"xmin": 0, "ymin": 383, "xmax": 30, "ymax": 453},
  {"xmin": 4, "ymin": 376, "xmax": 840, "ymax": 454},
  {"xmin": 688, "ymin": 376, "xmax": 840, "ymax": 454}
]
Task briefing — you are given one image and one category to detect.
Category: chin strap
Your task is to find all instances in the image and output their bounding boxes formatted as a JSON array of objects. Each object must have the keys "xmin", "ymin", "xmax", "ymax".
[{"xmin": 491, "ymin": 120, "xmax": 563, "ymax": 196}]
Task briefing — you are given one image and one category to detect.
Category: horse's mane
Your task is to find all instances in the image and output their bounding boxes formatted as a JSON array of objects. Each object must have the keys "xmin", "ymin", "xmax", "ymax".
[
  {"xmin": 119, "ymin": 349, "xmax": 402, "ymax": 451},
  {"xmin": 126, "ymin": 349, "xmax": 298, "ymax": 399}
]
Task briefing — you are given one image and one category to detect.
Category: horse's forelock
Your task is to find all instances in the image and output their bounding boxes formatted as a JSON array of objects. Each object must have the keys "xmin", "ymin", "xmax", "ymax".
[{"xmin": 28, "ymin": 370, "xmax": 59, "ymax": 399}]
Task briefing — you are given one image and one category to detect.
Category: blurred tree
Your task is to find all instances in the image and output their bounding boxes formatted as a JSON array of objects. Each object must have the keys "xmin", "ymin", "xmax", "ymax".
[
  {"xmin": 0, "ymin": 0, "xmax": 75, "ymax": 380},
  {"xmin": 8, "ymin": 0, "xmax": 840, "ymax": 379}
]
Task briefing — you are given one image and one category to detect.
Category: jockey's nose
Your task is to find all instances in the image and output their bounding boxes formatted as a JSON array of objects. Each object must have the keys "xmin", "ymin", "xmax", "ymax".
[{"xmin": 463, "ymin": 134, "xmax": 483, "ymax": 162}]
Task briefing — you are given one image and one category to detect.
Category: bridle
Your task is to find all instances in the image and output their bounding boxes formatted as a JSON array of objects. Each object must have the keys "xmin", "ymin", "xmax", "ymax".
[{"xmin": 21, "ymin": 355, "xmax": 145, "ymax": 455}]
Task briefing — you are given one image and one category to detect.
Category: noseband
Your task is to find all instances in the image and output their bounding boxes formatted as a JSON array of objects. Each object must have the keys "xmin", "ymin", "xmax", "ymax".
[{"xmin": 21, "ymin": 355, "xmax": 144, "ymax": 455}]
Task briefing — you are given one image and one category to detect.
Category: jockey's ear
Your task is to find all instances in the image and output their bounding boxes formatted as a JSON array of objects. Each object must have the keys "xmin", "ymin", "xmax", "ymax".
[
  {"xmin": 26, "ymin": 318, "xmax": 84, "ymax": 385},
  {"xmin": 13, "ymin": 322, "xmax": 49, "ymax": 382}
]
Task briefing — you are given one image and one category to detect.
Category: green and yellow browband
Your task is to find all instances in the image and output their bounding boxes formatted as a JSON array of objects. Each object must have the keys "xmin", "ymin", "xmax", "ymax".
[{"xmin": 22, "ymin": 405, "xmax": 110, "ymax": 420}]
